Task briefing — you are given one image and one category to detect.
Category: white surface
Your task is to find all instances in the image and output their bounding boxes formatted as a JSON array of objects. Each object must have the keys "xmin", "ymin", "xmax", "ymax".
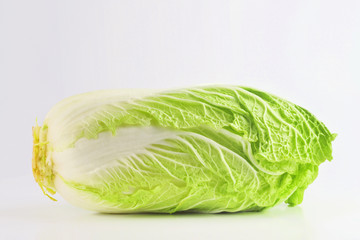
[{"xmin": 1, "ymin": 0, "xmax": 359, "ymax": 239}]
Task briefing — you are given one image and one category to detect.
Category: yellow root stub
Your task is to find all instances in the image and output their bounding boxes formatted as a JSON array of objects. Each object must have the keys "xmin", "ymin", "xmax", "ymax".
[{"xmin": 32, "ymin": 122, "xmax": 57, "ymax": 201}]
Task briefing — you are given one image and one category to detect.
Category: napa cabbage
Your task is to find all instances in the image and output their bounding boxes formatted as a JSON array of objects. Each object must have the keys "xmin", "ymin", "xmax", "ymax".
[{"xmin": 32, "ymin": 86, "xmax": 336, "ymax": 213}]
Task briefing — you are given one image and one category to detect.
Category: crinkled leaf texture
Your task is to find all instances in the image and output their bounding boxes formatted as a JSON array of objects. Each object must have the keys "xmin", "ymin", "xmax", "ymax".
[{"xmin": 34, "ymin": 86, "xmax": 336, "ymax": 213}]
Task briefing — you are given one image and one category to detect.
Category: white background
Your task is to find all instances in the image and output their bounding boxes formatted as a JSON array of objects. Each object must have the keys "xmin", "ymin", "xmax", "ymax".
[{"xmin": 1, "ymin": 0, "xmax": 359, "ymax": 239}]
